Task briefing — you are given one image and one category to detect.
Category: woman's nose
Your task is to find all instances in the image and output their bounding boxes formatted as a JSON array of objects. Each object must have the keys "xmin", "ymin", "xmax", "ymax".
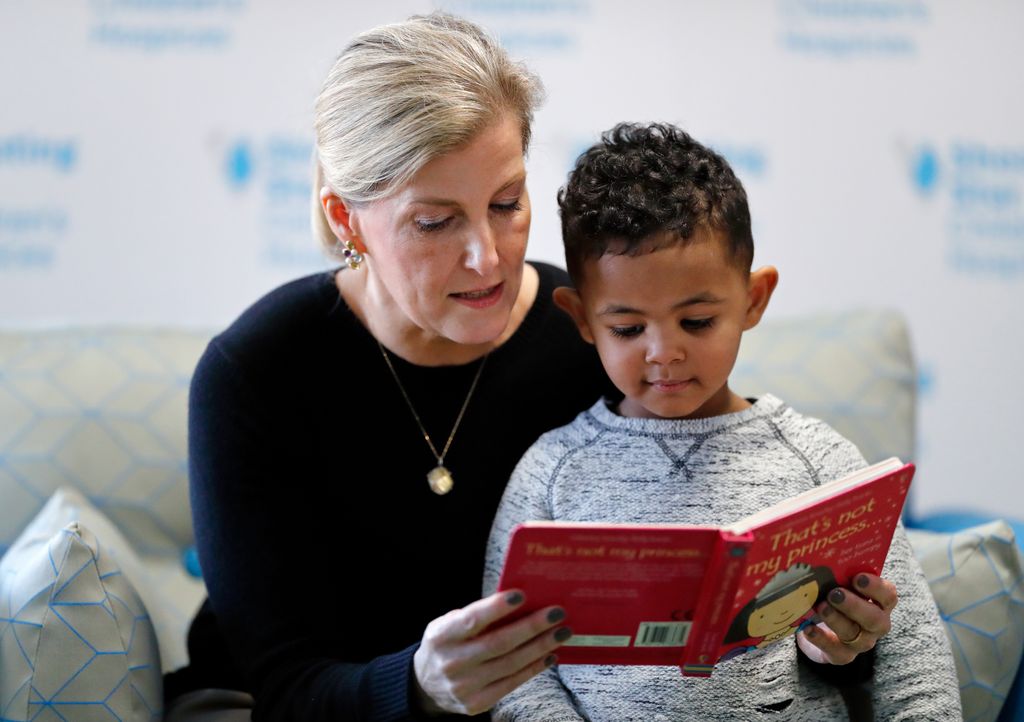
[{"xmin": 464, "ymin": 223, "xmax": 500, "ymax": 274}]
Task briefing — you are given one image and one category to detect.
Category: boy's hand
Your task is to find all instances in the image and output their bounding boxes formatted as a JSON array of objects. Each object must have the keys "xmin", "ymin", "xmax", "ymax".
[
  {"xmin": 797, "ymin": 573, "xmax": 897, "ymax": 665},
  {"xmin": 412, "ymin": 590, "xmax": 571, "ymax": 716}
]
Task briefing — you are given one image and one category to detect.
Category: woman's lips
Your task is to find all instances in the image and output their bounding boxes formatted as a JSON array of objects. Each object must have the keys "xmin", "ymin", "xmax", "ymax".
[{"xmin": 450, "ymin": 282, "xmax": 504, "ymax": 309}]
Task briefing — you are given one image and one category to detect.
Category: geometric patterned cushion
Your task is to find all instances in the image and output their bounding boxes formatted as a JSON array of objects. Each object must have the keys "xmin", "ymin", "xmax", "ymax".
[
  {"xmin": 906, "ymin": 521, "xmax": 1024, "ymax": 722},
  {"xmin": 732, "ymin": 309, "xmax": 916, "ymax": 465},
  {"xmin": 0, "ymin": 486, "xmax": 203, "ymax": 676},
  {"xmin": 0, "ymin": 328, "xmax": 211, "ymax": 559},
  {"xmin": 0, "ymin": 519, "xmax": 162, "ymax": 721}
]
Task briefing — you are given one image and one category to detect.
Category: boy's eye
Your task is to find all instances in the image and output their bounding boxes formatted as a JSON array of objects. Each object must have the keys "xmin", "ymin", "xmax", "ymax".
[
  {"xmin": 682, "ymin": 318, "xmax": 714, "ymax": 331},
  {"xmin": 609, "ymin": 325, "xmax": 644, "ymax": 338},
  {"xmin": 415, "ymin": 216, "xmax": 452, "ymax": 233}
]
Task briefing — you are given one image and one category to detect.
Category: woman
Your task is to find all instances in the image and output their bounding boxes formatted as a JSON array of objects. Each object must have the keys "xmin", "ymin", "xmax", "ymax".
[{"xmin": 167, "ymin": 13, "xmax": 895, "ymax": 721}]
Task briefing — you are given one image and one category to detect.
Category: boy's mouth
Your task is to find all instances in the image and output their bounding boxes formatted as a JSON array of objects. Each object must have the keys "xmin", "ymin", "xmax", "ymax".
[{"xmin": 648, "ymin": 378, "xmax": 693, "ymax": 391}]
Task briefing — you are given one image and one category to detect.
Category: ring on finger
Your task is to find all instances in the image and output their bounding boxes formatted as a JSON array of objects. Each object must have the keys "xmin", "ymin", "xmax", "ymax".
[{"xmin": 840, "ymin": 629, "xmax": 864, "ymax": 646}]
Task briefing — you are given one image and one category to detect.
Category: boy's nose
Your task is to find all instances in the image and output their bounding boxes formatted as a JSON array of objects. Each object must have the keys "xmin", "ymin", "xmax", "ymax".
[{"xmin": 645, "ymin": 335, "xmax": 686, "ymax": 365}]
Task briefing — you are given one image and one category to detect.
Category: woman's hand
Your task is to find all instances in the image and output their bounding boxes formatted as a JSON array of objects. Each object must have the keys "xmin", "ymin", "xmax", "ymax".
[
  {"xmin": 797, "ymin": 572, "xmax": 897, "ymax": 664},
  {"xmin": 412, "ymin": 590, "xmax": 571, "ymax": 716}
]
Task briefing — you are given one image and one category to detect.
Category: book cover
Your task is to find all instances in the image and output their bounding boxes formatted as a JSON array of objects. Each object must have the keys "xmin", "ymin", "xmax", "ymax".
[
  {"xmin": 699, "ymin": 458, "xmax": 915, "ymax": 674},
  {"xmin": 497, "ymin": 522, "xmax": 725, "ymax": 664},
  {"xmin": 496, "ymin": 457, "xmax": 914, "ymax": 675}
]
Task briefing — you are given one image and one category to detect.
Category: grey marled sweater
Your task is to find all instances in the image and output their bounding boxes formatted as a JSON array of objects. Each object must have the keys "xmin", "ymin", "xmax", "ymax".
[{"xmin": 483, "ymin": 395, "xmax": 961, "ymax": 722}]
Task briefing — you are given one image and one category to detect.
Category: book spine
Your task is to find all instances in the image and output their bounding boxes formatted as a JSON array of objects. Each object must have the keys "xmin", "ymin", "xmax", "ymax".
[{"xmin": 680, "ymin": 531, "xmax": 752, "ymax": 677}]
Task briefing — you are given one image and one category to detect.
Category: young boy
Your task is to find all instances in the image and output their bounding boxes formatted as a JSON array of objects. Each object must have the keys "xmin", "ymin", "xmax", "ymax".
[{"xmin": 483, "ymin": 123, "xmax": 960, "ymax": 721}]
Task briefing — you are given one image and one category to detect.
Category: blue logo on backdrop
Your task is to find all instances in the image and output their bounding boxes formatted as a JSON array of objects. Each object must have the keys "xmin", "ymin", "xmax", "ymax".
[
  {"xmin": 225, "ymin": 141, "xmax": 254, "ymax": 188},
  {"xmin": 0, "ymin": 136, "xmax": 78, "ymax": 173},
  {"xmin": 89, "ymin": 0, "xmax": 247, "ymax": 51},
  {"xmin": 708, "ymin": 142, "xmax": 770, "ymax": 182},
  {"xmin": 911, "ymin": 146, "xmax": 939, "ymax": 195},
  {"xmin": 219, "ymin": 134, "xmax": 325, "ymax": 269},
  {"xmin": 909, "ymin": 140, "xmax": 1024, "ymax": 277},
  {"xmin": 777, "ymin": 0, "xmax": 929, "ymax": 59},
  {"xmin": 916, "ymin": 363, "xmax": 935, "ymax": 398},
  {"xmin": 447, "ymin": 0, "xmax": 591, "ymax": 55}
]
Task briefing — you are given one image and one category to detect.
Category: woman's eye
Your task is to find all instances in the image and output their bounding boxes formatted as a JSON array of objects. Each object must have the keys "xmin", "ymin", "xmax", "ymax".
[
  {"xmin": 609, "ymin": 325, "xmax": 643, "ymax": 338},
  {"xmin": 415, "ymin": 217, "xmax": 452, "ymax": 233},
  {"xmin": 491, "ymin": 200, "xmax": 522, "ymax": 214},
  {"xmin": 682, "ymin": 318, "xmax": 714, "ymax": 331}
]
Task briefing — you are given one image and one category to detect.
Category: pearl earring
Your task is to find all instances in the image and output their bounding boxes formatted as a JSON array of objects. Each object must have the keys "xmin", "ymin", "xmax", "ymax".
[{"xmin": 339, "ymin": 238, "xmax": 364, "ymax": 270}]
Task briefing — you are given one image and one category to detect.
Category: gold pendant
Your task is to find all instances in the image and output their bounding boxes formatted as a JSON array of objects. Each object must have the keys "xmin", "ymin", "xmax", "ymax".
[{"xmin": 427, "ymin": 466, "xmax": 454, "ymax": 495}]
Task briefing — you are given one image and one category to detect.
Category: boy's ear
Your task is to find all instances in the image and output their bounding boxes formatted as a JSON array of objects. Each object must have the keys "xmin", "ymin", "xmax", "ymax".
[
  {"xmin": 743, "ymin": 266, "xmax": 779, "ymax": 330},
  {"xmin": 552, "ymin": 286, "xmax": 596, "ymax": 344},
  {"xmin": 320, "ymin": 188, "xmax": 368, "ymax": 254}
]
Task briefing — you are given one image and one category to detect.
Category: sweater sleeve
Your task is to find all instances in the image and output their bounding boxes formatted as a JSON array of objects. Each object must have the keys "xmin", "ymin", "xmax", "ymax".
[
  {"xmin": 869, "ymin": 522, "xmax": 962, "ymax": 719},
  {"xmin": 797, "ymin": 419, "xmax": 962, "ymax": 717},
  {"xmin": 483, "ymin": 433, "xmax": 587, "ymax": 722},
  {"xmin": 188, "ymin": 341, "xmax": 439, "ymax": 722}
]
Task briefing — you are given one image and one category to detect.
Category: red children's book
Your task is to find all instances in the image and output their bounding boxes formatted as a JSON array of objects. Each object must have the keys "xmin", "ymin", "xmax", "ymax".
[{"xmin": 496, "ymin": 457, "xmax": 914, "ymax": 677}]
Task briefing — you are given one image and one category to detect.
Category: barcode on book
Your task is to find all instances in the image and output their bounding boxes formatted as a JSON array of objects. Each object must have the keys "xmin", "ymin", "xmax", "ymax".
[{"xmin": 633, "ymin": 621, "xmax": 690, "ymax": 647}]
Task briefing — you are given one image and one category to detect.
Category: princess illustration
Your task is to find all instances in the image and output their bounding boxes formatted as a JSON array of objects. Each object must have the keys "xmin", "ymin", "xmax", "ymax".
[{"xmin": 721, "ymin": 563, "xmax": 837, "ymax": 658}]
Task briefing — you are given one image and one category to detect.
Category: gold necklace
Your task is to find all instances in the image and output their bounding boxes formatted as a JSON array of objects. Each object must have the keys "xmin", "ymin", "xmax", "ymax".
[{"xmin": 378, "ymin": 341, "xmax": 488, "ymax": 495}]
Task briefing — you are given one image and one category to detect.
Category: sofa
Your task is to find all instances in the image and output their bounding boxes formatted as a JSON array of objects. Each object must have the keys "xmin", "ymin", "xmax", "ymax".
[
  {"xmin": 1, "ymin": 311, "xmax": 1021, "ymax": 721},
  {"xmin": 0, "ymin": 329, "xmax": 209, "ymax": 720}
]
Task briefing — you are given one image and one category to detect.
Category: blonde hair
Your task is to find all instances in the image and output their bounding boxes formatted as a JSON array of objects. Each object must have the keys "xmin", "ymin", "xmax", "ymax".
[{"xmin": 311, "ymin": 12, "xmax": 544, "ymax": 252}]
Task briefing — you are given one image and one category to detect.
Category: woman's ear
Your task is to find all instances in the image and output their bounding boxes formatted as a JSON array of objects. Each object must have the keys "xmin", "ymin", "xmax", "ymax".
[
  {"xmin": 320, "ymin": 188, "xmax": 368, "ymax": 254},
  {"xmin": 553, "ymin": 286, "xmax": 596, "ymax": 344},
  {"xmin": 743, "ymin": 266, "xmax": 779, "ymax": 331}
]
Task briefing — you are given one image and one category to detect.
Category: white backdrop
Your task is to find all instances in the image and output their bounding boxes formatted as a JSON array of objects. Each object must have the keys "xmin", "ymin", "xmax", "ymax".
[{"xmin": 2, "ymin": 1, "xmax": 1022, "ymax": 520}]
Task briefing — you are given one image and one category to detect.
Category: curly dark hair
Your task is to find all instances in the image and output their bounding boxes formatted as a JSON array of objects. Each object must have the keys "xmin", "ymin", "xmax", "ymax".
[{"xmin": 558, "ymin": 122, "xmax": 754, "ymax": 285}]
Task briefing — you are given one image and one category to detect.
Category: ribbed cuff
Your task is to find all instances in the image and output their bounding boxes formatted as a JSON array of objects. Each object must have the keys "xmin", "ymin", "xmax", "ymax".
[
  {"xmin": 361, "ymin": 643, "xmax": 420, "ymax": 722},
  {"xmin": 362, "ymin": 643, "xmax": 486, "ymax": 722}
]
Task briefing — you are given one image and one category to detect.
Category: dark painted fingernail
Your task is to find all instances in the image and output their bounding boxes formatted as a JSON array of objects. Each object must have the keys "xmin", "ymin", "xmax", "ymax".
[
  {"xmin": 829, "ymin": 588, "xmax": 846, "ymax": 605},
  {"xmin": 554, "ymin": 627, "xmax": 573, "ymax": 642},
  {"xmin": 856, "ymin": 574, "xmax": 870, "ymax": 589},
  {"xmin": 544, "ymin": 654, "xmax": 557, "ymax": 667},
  {"xmin": 505, "ymin": 591, "xmax": 524, "ymax": 606},
  {"xmin": 547, "ymin": 607, "xmax": 566, "ymax": 624}
]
